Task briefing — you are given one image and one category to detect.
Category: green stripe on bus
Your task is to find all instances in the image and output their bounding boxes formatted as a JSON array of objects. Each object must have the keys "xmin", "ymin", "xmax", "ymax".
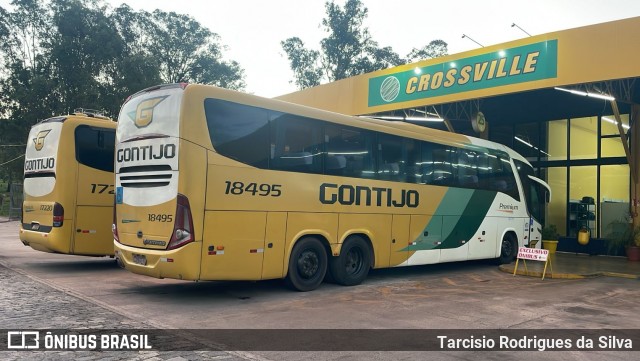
[
  {"xmin": 404, "ymin": 189, "xmax": 496, "ymax": 251},
  {"xmin": 438, "ymin": 190, "xmax": 497, "ymax": 249}
]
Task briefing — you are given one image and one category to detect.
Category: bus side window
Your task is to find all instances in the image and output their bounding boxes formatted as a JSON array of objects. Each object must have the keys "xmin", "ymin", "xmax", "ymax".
[
  {"xmin": 75, "ymin": 126, "xmax": 115, "ymax": 173},
  {"xmin": 455, "ymin": 149, "xmax": 479, "ymax": 189},
  {"xmin": 490, "ymin": 154, "xmax": 519, "ymax": 200},
  {"xmin": 325, "ymin": 125, "xmax": 375, "ymax": 179},
  {"xmin": 324, "ymin": 125, "xmax": 347, "ymax": 176},
  {"xmin": 377, "ymin": 134, "xmax": 404, "ymax": 182},
  {"xmin": 204, "ymin": 98, "xmax": 270, "ymax": 168},
  {"xmin": 423, "ymin": 143, "xmax": 453, "ymax": 186},
  {"xmin": 404, "ymin": 139, "xmax": 421, "ymax": 184},
  {"xmin": 270, "ymin": 113, "xmax": 323, "ymax": 174}
]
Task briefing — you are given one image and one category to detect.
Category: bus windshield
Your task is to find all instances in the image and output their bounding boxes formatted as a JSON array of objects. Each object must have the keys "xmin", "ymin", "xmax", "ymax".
[{"xmin": 514, "ymin": 159, "xmax": 549, "ymax": 223}]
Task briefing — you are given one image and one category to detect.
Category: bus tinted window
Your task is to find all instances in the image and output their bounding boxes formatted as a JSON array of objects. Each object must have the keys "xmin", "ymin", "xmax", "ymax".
[
  {"xmin": 404, "ymin": 139, "xmax": 421, "ymax": 184},
  {"xmin": 203, "ymin": 97, "xmax": 519, "ymax": 198},
  {"xmin": 270, "ymin": 113, "xmax": 323, "ymax": 174},
  {"xmin": 324, "ymin": 125, "xmax": 376, "ymax": 179},
  {"xmin": 455, "ymin": 149, "xmax": 479, "ymax": 189},
  {"xmin": 204, "ymin": 98, "xmax": 270, "ymax": 168},
  {"xmin": 75, "ymin": 125, "xmax": 115, "ymax": 172},
  {"xmin": 378, "ymin": 134, "xmax": 404, "ymax": 182},
  {"xmin": 420, "ymin": 142, "xmax": 454, "ymax": 186},
  {"xmin": 514, "ymin": 159, "xmax": 540, "ymax": 216},
  {"xmin": 488, "ymin": 152, "xmax": 519, "ymax": 200}
]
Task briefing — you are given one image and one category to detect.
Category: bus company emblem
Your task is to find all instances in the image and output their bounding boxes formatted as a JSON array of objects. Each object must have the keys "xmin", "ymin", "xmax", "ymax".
[
  {"xmin": 33, "ymin": 130, "xmax": 51, "ymax": 151},
  {"xmin": 128, "ymin": 96, "xmax": 168, "ymax": 128}
]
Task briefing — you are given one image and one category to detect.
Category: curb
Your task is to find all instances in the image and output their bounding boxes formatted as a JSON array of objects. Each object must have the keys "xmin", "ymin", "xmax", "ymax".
[{"xmin": 498, "ymin": 264, "xmax": 640, "ymax": 280}]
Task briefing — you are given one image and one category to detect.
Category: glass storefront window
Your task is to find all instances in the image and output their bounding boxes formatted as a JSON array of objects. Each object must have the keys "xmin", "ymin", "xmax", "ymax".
[
  {"xmin": 600, "ymin": 165, "xmax": 630, "ymax": 202},
  {"xmin": 601, "ymin": 137, "xmax": 626, "ymax": 158},
  {"xmin": 600, "ymin": 165, "xmax": 630, "ymax": 239},
  {"xmin": 569, "ymin": 117, "xmax": 597, "ymax": 160},
  {"xmin": 601, "ymin": 114, "xmax": 630, "ymax": 158},
  {"xmin": 547, "ymin": 167, "xmax": 567, "ymax": 236},
  {"xmin": 569, "ymin": 166, "xmax": 597, "ymax": 237},
  {"xmin": 545, "ymin": 119, "xmax": 567, "ymax": 161},
  {"xmin": 601, "ymin": 114, "xmax": 629, "ymax": 136}
]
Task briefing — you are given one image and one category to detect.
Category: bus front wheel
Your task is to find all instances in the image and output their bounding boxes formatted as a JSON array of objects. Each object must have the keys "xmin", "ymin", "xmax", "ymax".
[
  {"xmin": 329, "ymin": 236, "xmax": 371, "ymax": 286},
  {"xmin": 497, "ymin": 234, "xmax": 517, "ymax": 264},
  {"xmin": 286, "ymin": 237, "xmax": 327, "ymax": 292}
]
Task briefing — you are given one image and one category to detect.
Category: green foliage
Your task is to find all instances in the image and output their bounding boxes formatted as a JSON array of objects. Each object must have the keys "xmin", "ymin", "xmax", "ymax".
[
  {"xmin": 141, "ymin": 9, "xmax": 245, "ymax": 89},
  {"xmin": 541, "ymin": 224, "xmax": 559, "ymax": 241},
  {"xmin": 607, "ymin": 221, "xmax": 640, "ymax": 250},
  {"xmin": 0, "ymin": 0, "xmax": 245, "ymax": 181},
  {"xmin": 407, "ymin": 40, "xmax": 449, "ymax": 62},
  {"xmin": 281, "ymin": 0, "xmax": 447, "ymax": 89},
  {"xmin": 281, "ymin": 37, "xmax": 322, "ymax": 89}
]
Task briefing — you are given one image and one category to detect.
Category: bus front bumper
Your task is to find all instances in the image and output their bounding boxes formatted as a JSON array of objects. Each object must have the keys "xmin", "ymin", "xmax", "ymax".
[{"xmin": 114, "ymin": 241, "xmax": 201, "ymax": 281}]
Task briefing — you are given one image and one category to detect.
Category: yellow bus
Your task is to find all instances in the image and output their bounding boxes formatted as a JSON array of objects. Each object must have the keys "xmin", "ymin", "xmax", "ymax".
[
  {"xmin": 113, "ymin": 84, "xmax": 550, "ymax": 291},
  {"xmin": 20, "ymin": 111, "xmax": 116, "ymax": 256}
]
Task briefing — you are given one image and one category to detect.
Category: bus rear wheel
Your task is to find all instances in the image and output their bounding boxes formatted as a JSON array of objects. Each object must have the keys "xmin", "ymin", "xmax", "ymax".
[
  {"xmin": 329, "ymin": 236, "xmax": 371, "ymax": 286},
  {"xmin": 497, "ymin": 234, "xmax": 517, "ymax": 264},
  {"xmin": 286, "ymin": 237, "xmax": 327, "ymax": 292}
]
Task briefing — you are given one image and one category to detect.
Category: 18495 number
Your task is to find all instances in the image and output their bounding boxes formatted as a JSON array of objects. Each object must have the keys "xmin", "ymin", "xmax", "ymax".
[
  {"xmin": 224, "ymin": 181, "xmax": 282, "ymax": 197},
  {"xmin": 148, "ymin": 214, "xmax": 173, "ymax": 222}
]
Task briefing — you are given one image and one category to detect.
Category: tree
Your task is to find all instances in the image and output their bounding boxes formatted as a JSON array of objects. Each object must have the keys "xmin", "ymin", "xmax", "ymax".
[
  {"xmin": 141, "ymin": 9, "xmax": 245, "ymax": 90},
  {"xmin": 281, "ymin": 37, "xmax": 322, "ymax": 89},
  {"xmin": 0, "ymin": 0, "xmax": 65, "ymax": 183},
  {"xmin": 0, "ymin": 0, "xmax": 246, "ymax": 182},
  {"xmin": 49, "ymin": 0, "xmax": 127, "ymax": 114},
  {"xmin": 105, "ymin": 4, "xmax": 163, "ymax": 110},
  {"xmin": 281, "ymin": 0, "xmax": 448, "ymax": 89},
  {"xmin": 407, "ymin": 39, "xmax": 449, "ymax": 63}
]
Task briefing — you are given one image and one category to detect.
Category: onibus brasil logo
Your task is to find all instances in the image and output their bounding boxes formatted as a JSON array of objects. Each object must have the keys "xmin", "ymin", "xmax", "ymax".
[
  {"xmin": 127, "ymin": 96, "xmax": 168, "ymax": 128},
  {"xmin": 33, "ymin": 130, "xmax": 51, "ymax": 151}
]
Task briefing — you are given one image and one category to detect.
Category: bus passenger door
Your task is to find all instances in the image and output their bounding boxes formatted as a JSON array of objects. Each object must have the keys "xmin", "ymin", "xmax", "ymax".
[
  {"xmin": 408, "ymin": 215, "xmax": 441, "ymax": 266},
  {"xmin": 389, "ymin": 215, "xmax": 410, "ymax": 267},
  {"xmin": 200, "ymin": 211, "xmax": 266, "ymax": 280}
]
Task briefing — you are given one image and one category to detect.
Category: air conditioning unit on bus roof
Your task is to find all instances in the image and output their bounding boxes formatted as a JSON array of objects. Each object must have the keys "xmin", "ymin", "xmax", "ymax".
[{"xmin": 73, "ymin": 108, "xmax": 111, "ymax": 120}]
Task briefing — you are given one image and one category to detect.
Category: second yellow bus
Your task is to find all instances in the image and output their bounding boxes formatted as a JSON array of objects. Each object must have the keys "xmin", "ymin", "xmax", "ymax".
[{"xmin": 20, "ymin": 111, "xmax": 116, "ymax": 256}]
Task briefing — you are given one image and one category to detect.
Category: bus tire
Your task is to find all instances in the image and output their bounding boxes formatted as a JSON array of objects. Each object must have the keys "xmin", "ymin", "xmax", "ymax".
[
  {"xmin": 329, "ymin": 236, "xmax": 371, "ymax": 286},
  {"xmin": 497, "ymin": 233, "xmax": 517, "ymax": 264},
  {"xmin": 286, "ymin": 237, "xmax": 327, "ymax": 292}
]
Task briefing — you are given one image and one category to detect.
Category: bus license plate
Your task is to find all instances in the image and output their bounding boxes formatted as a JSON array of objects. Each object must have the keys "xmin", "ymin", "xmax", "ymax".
[{"xmin": 132, "ymin": 253, "xmax": 147, "ymax": 266}]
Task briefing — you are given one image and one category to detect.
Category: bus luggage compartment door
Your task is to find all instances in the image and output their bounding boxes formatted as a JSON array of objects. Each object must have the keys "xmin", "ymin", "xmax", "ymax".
[
  {"xmin": 73, "ymin": 206, "xmax": 114, "ymax": 256},
  {"xmin": 200, "ymin": 211, "xmax": 266, "ymax": 280}
]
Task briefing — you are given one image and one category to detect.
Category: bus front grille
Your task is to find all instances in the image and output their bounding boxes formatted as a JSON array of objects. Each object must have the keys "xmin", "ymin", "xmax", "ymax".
[{"xmin": 119, "ymin": 165, "xmax": 173, "ymax": 188}]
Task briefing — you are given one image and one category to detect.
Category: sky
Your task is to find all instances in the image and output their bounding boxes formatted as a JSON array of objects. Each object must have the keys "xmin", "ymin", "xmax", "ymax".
[{"xmin": 4, "ymin": 0, "xmax": 640, "ymax": 98}]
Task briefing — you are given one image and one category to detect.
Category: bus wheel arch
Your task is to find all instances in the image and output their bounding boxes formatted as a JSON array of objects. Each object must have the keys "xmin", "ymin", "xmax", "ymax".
[
  {"xmin": 329, "ymin": 234, "xmax": 372, "ymax": 286},
  {"xmin": 285, "ymin": 235, "xmax": 329, "ymax": 292},
  {"xmin": 497, "ymin": 231, "xmax": 518, "ymax": 264}
]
